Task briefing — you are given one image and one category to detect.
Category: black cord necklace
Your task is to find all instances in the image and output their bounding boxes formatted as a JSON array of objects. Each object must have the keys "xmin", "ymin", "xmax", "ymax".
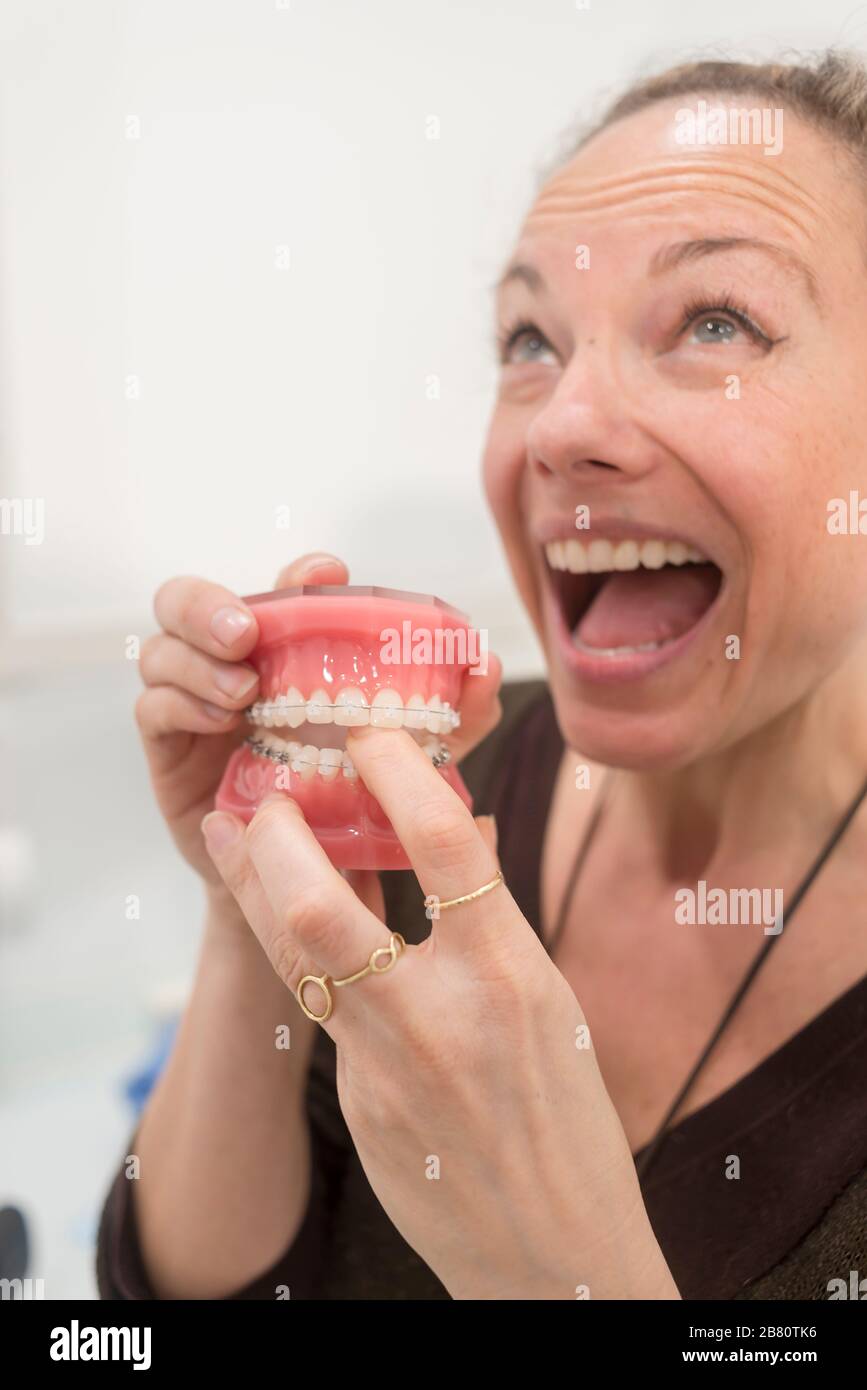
[{"xmin": 543, "ymin": 767, "xmax": 867, "ymax": 1185}]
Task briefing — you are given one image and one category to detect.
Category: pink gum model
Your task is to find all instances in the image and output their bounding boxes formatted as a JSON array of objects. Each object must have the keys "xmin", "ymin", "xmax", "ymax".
[{"xmin": 215, "ymin": 585, "xmax": 477, "ymax": 870}]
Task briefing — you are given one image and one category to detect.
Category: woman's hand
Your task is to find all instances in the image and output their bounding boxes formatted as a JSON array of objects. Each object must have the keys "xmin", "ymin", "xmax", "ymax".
[
  {"xmin": 135, "ymin": 553, "xmax": 349, "ymax": 894},
  {"xmin": 201, "ymin": 725, "xmax": 679, "ymax": 1300}
]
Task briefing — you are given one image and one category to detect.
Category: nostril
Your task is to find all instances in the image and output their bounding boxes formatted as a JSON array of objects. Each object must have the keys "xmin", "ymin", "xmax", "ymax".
[{"xmin": 533, "ymin": 457, "xmax": 556, "ymax": 477}]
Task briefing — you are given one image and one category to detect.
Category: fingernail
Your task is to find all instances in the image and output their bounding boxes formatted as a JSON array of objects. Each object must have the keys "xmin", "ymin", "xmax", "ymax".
[
  {"xmin": 210, "ymin": 606, "xmax": 254, "ymax": 648},
  {"xmin": 214, "ymin": 666, "xmax": 258, "ymax": 699},
  {"xmin": 202, "ymin": 700, "xmax": 234, "ymax": 721},
  {"xmin": 483, "ymin": 814, "xmax": 498, "ymax": 850},
  {"xmin": 202, "ymin": 812, "xmax": 241, "ymax": 851}
]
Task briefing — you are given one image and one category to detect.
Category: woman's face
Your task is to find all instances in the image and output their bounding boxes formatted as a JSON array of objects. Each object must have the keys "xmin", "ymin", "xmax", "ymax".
[{"xmin": 483, "ymin": 96, "xmax": 867, "ymax": 768}]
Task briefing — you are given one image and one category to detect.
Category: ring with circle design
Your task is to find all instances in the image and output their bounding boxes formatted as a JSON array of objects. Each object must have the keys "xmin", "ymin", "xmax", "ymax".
[{"xmin": 296, "ymin": 932, "xmax": 407, "ymax": 1022}]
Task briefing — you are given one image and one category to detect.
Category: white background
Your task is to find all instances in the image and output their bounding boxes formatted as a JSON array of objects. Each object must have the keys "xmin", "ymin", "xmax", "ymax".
[{"xmin": 1, "ymin": 0, "xmax": 863, "ymax": 1299}]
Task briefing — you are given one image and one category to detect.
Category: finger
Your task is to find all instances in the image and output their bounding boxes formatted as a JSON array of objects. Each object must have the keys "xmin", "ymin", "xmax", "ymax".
[
  {"xmin": 154, "ymin": 576, "xmax": 259, "ymax": 661},
  {"xmin": 139, "ymin": 634, "xmax": 259, "ymax": 709},
  {"xmin": 135, "ymin": 684, "xmax": 246, "ymax": 742},
  {"xmin": 273, "ymin": 552, "xmax": 349, "ymax": 590},
  {"xmin": 242, "ymin": 796, "xmax": 397, "ymax": 1009},
  {"xmin": 345, "ymin": 726, "xmax": 501, "ymax": 917},
  {"xmin": 448, "ymin": 652, "xmax": 503, "ymax": 761},
  {"xmin": 475, "ymin": 814, "xmax": 499, "ymax": 860},
  {"xmin": 201, "ymin": 811, "xmax": 322, "ymax": 1003},
  {"xmin": 343, "ymin": 869, "xmax": 386, "ymax": 924},
  {"xmin": 201, "ymin": 811, "xmax": 275, "ymax": 925}
]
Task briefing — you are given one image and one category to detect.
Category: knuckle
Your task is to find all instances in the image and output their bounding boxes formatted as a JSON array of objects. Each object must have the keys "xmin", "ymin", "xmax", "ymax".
[
  {"xmin": 245, "ymin": 797, "xmax": 290, "ymax": 844},
  {"xmin": 395, "ymin": 1005, "xmax": 453, "ymax": 1075},
  {"xmin": 284, "ymin": 880, "xmax": 345, "ymax": 957},
  {"xmin": 133, "ymin": 688, "xmax": 156, "ymax": 732},
  {"xmin": 153, "ymin": 575, "xmax": 186, "ymax": 619},
  {"xmin": 137, "ymin": 634, "xmax": 163, "ymax": 681},
  {"xmin": 175, "ymin": 581, "xmax": 207, "ymax": 633},
  {"xmin": 418, "ymin": 803, "xmax": 477, "ymax": 864},
  {"xmin": 152, "ymin": 577, "xmax": 175, "ymax": 612},
  {"xmin": 267, "ymin": 931, "xmax": 306, "ymax": 993}
]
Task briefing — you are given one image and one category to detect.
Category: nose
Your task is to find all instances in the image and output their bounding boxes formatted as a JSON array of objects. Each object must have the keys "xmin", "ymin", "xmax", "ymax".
[{"xmin": 526, "ymin": 351, "xmax": 659, "ymax": 485}]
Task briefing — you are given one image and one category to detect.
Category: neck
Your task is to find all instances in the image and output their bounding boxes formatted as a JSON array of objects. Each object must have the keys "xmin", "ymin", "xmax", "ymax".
[{"xmin": 615, "ymin": 644, "xmax": 867, "ymax": 882}]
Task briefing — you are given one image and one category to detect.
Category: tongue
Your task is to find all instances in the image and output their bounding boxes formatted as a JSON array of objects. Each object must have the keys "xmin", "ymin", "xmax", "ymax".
[{"xmin": 574, "ymin": 564, "xmax": 719, "ymax": 649}]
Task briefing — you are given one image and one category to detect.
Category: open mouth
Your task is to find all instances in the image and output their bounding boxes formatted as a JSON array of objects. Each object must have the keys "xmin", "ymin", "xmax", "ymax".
[{"xmin": 544, "ymin": 536, "xmax": 724, "ymax": 657}]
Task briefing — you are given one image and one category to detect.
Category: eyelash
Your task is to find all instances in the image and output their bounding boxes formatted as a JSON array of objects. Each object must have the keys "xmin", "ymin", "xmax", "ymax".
[
  {"xmin": 496, "ymin": 317, "xmax": 542, "ymax": 361},
  {"xmin": 676, "ymin": 292, "xmax": 778, "ymax": 348},
  {"xmin": 496, "ymin": 294, "xmax": 780, "ymax": 361}
]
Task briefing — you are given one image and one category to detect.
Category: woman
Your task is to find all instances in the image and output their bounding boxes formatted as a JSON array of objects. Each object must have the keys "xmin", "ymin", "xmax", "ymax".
[{"xmin": 97, "ymin": 52, "xmax": 867, "ymax": 1300}]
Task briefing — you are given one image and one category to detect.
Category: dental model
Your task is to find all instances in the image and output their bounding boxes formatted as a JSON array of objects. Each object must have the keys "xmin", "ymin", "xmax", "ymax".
[{"xmin": 215, "ymin": 585, "xmax": 476, "ymax": 869}]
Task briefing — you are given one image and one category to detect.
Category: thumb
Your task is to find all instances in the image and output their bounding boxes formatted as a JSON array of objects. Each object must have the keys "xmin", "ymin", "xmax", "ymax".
[{"xmin": 273, "ymin": 553, "xmax": 349, "ymax": 590}]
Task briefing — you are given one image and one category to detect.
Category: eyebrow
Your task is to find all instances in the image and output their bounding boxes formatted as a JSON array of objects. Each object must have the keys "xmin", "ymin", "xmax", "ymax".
[
  {"xmin": 495, "ymin": 262, "xmax": 545, "ymax": 295},
  {"xmin": 496, "ymin": 237, "xmax": 821, "ymax": 309},
  {"xmin": 648, "ymin": 237, "xmax": 821, "ymax": 308}
]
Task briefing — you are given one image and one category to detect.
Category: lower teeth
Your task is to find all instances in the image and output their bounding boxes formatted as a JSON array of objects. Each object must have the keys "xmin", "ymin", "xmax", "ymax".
[{"xmin": 571, "ymin": 636, "xmax": 664, "ymax": 656}]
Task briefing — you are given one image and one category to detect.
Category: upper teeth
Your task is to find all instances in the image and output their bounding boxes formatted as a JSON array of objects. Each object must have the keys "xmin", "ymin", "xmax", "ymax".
[
  {"xmin": 545, "ymin": 538, "xmax": 707, "ymax": 574},
  {"xmin": 246, "ymin": 687, "xmax": 460, "ymax": 736}
]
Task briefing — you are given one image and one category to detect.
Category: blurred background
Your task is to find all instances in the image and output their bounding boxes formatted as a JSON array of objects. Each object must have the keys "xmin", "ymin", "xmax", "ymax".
[{"xmin": 1, "ymin": 0, "xmax": 863, "ymax": 1298}]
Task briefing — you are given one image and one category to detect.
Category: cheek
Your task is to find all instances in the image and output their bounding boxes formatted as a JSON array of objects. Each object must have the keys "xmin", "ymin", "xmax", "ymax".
[
  {"xmin": 482, "ymin": 409, "xmax": 542, "ymax": 616},
  {"xmin": 683, "ymin": 391, "xmax": 867, "ymax": 654},
  {"xmin": 658, "ymin": 381, "xmax": 815, "ymax": 558},
  {"xmin": 482, "ymin": 410, "xmax": 528, "ymax": 539}
]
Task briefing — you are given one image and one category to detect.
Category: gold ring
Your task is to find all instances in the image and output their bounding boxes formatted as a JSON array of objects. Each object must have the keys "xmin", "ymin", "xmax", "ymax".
[
  {"xmin": 296, "ymin": 932, "xmax": 406, "ymax": 1023},
  {"xmin": 435, "ymin": 869, "xmax": 504, "ymax": 913}
]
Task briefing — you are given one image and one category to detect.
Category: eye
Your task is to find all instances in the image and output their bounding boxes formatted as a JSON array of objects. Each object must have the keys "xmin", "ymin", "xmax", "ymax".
[
  {"xmin": 497, "ymin": 319, "xmax": 558, "ymax": 366},
  {"xmin": 691, "ymin": 315, "xmax": 740, "ymax": 345},
  {"xmin": 679, "ymin": 293, "xmax": 777, "ymax": 349}
]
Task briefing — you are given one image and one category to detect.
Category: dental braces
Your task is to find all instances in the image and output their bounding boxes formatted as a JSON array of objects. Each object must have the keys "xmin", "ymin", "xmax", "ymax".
[
  {"xmin": 245, "ymin": 736, "xmax": 453, "ymax": 770},
  {"xmin": 244, "ymin": 699, "xmax": 461, "ymax": 732}
]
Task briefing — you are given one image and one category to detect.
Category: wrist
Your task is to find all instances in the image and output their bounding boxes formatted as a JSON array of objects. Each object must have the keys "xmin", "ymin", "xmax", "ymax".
[
  {"xmin": 556, "ymin": 1196, "xmax": 682, "ymax": 1302},
  {"xmin": 448, "ymin": 1180, "xmax": 681, "ymax": 1301}
]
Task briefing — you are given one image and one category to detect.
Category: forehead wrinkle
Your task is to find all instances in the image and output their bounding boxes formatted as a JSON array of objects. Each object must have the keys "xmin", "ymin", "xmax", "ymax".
[
  {"xmin": 526, "ymin": 185, "xmax": 818, "ymax": 245},
  {"xmin": 541, "ymin": 157, "xmax": 824, "ymax": 209},
  {"xmin": 529, "ymin": 160, "xmax": 826, "ymax": 238}
]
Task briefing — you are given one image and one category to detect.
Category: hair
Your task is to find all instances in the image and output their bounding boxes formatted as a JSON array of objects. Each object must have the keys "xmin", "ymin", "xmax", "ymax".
[{"xmin": 544, "ymin": 49, "xmax": 867, "ymax": 181}]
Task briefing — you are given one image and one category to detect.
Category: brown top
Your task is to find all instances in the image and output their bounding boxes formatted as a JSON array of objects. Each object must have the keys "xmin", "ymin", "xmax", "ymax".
[{"xmin": 96, "ymin": 682, "xmax": 867, "ymax": 1300}]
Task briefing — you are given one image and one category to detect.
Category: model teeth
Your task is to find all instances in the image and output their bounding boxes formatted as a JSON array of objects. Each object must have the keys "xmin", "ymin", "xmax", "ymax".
[
  {"xmin": 333, "ymin": 687, "xmax": 368, "ymax": 727},
  {"xmin": 544, "ymin": 537, "xmax": 707, "ymax": 574},
  {"xmin": 246, "ymin": 732, "xmax": 449, "ymax": 779},
  {"xmin": 306, "ymin": 689, "xmax": 333, "ymax": 724},
  {"xmin": 247, "ymin": 688, "xmax": 460, "ymax": 735},
  {"xmin": 370, "ymin": 688, "xmax": 403, "ymax": 728}
]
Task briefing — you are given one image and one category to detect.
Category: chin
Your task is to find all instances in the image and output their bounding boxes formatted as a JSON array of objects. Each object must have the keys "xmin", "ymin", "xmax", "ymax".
[{"xmin": 547, "ymin": 679, "xmax": 717, "ymax": 771}]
